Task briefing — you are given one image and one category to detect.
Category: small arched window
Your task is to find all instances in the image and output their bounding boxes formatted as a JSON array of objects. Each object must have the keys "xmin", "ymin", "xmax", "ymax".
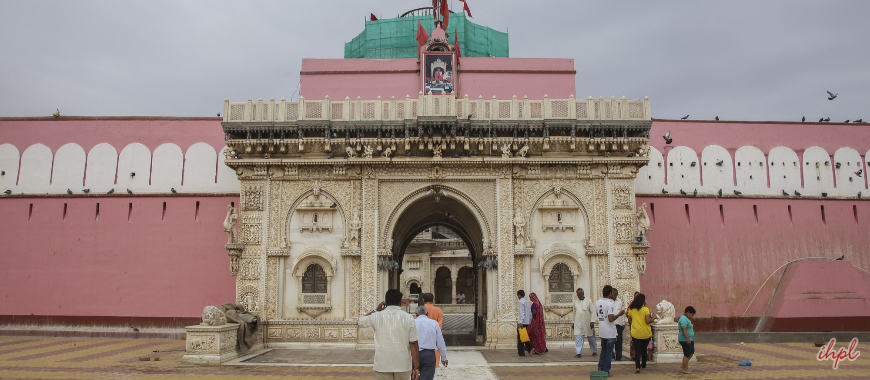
[
  {"xmin": 548, "ymin": 263, "xmax": 573, "ymax": 293},
  {"xmin": 302, "ymin": 264, "xmax": 327, "ymax": 293}
]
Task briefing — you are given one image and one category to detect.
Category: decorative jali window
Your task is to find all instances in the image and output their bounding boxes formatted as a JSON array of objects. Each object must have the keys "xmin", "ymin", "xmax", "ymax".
[
  {"xmin": 548, "ymin": 263, "xmax": 574, "ymax": 293},
  {"xmin": 301, "ymin": 264, "xmax": 327, "ymax": 294}
]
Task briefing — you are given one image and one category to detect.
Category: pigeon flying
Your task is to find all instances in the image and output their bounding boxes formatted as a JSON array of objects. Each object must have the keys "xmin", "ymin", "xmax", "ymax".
[
  {"xmin": 827, "ymin": 91, "xmax": 837, "ymax": 100},
  {"xmin": 663, "ymin": 131, "xmax": 673, "ymax": 144}
]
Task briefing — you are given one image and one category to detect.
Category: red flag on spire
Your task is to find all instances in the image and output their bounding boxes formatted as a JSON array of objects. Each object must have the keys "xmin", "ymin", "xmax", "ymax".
[
  {"xmin": 440, "ymin": 0, "xmax": 449, "ymax": 29},
  {"xmin": 460, "ymin": 0, "xmax": 473, "ymax": 18},
  {"xmin": 370, "ymin": 13, "xmax": 378, "ymax": 21},
  {"xmin": 416, "ymin": 21, "xmax": 430, "ymax": 47},
  {"xmin": 455, "ymin": 29, "xmax": 461, "ymax": 65}
]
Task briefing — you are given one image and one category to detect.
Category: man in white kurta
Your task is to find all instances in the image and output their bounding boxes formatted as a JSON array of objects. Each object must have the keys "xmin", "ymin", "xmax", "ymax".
[{"xmin": 573, "ymin": 287, "xmax": 597, "ymax": 357}]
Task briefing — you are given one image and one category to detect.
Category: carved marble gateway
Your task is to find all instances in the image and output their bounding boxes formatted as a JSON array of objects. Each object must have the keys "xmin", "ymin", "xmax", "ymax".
[{"xmin": 218, "ymin": 93, "xmax": 652, "ymax": 349}]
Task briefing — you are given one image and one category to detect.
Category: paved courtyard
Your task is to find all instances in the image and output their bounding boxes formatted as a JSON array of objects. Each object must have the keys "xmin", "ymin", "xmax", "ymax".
[{"xmin": 0, "ymin": 336, "xmax": 865, "ymax": 379}]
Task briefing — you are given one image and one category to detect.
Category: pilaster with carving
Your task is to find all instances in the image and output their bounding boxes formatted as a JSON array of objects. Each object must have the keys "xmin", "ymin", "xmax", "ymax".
[
  {"xmin": 360, "ymin": 168, "xmax": 379, "ymax": 314},
  {"xmin": 495, "ymin": 169, "xmax": 515, "ymax": 345}
]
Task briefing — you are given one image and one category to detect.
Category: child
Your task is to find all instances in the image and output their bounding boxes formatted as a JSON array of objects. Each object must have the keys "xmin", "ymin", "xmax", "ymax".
[{"xmin": 678, "ymin": 306, "xmax": 696, "ymax": 374}]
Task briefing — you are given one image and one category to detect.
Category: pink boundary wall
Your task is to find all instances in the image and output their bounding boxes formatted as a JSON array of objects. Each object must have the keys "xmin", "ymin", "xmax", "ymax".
[
  {"xmin": 0, "ymin": 196, "xmax": 237, "ymax": 319},
  {"xmin": 3, "ymin": 115, "xmax": 870, "ymax": 330},
  {"xmin": 300, "ymin": 57, "xmax": 575, "ymax": 101}
]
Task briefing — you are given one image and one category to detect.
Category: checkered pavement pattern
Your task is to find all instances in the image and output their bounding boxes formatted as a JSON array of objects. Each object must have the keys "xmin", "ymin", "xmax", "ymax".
[{"xmin": 0, "ymin": 336, "xmax": 865, "ymax": 379}]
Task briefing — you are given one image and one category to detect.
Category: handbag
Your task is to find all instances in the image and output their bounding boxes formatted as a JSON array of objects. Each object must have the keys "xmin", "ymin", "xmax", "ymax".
[{"xmin": 518, "ymin": 327, "xmax": 531, "ymax": 343}]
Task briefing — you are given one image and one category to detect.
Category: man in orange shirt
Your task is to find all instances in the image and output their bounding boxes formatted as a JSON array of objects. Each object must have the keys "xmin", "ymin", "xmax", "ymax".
[{"xmin": 423, "ymin": 293, "xmax": 444, "ymax": 368}]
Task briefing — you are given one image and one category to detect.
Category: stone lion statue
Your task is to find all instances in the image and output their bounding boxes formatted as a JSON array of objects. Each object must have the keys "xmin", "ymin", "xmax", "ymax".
[
  {"xmin": 517, "ymin": 144, "xmax": 529, "ymax": 158},
  {"xmin": 654, "ymin": 299, "xmax": 676, "ymax": 324},
  {"xmin": 382, "ymin": 147, "xmax": 393, "ymax": 158},
  {"xmin": 201, "ymin": 305, "xmax": 227, "ymax": 326}
]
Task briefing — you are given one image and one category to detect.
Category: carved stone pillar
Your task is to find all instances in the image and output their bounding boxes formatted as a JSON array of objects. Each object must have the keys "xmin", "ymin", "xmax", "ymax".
[
  {"xmin": 360, "ymin": 171, "xmax": 378, "ymax": 313},
  {"xmin": 450, "ymin": 271, "xmax": 458, "ymax": 304},
  {"xmin": 495, "ymin": 172, "xmax": 515, "ymax": 346}
]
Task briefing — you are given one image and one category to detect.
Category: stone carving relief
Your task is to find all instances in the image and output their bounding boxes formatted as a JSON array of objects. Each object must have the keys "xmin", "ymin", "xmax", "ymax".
[
  {"xmin": 613, "ymin": 214, "xmax": 634, "ymax": 242},
  {"xmin": 223, "ymin": 204, "xmax": 238, "ymax": 243},
  {"xmin": 240, "ymin": 215, "xmax": 262, "ymax": 244},
  {"xmin": 239, "ymin": 284, "xmax": 260, "ymax": 314},
  {"xmin": 637, "ymin": 203, "xmax": 651, "ymax": 237},
  {"xmin": 613, "ymin": 186, "xmax": 632, "ymax": 209},
  {"xmin": 220, "ymin": 330, "xmax": 238, "ymax": 350},
  {"xmin": 239, "ymin": 259, "xmax": 261, "ymax": 279},
  {"xmin": 636, "ymin": 255, "xmax": 647, "ymax": 275},
  {"xmin": 243, "ymin": 186, "xmax": 264, "ymax": 211},
  {"xmin": 615, "ymin": 256, "xmax": 635, "ymax": 279},
  {"xmin": 201, "ymin": 306, "xmax": 227, "ymax": 326},
  {"xmin": 514, "ymin": 208, "xmax": 526, "ymax": 246},
  {"xmin": 187, "ymin": 335, "xmax": 215, "ymax": 352}
]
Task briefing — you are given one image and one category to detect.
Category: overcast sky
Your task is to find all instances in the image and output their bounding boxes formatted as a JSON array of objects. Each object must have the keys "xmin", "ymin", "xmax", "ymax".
[{"xmin": 1, "ymin": 0, "xmax": 868, "ymax": 122}]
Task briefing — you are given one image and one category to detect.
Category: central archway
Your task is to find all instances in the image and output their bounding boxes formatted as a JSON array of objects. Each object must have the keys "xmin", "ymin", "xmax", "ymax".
[{"xmin": 388, "ymin": 190, "xmax": 487, "ymax": 345}]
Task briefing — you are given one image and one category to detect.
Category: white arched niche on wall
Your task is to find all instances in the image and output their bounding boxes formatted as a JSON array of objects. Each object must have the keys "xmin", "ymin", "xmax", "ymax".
[
  {"xmin": 801, "ymin": 146, "xmax": 833, "ymax": 196},
  {"xmin": 216, "ymin": 147, "xmax": 241, "ymax": 192},
  {"xmin": 700, "ymin": 145, "xmax": 733, "ymax": 194},
  {"xmin": 768, "ymin": 147, "xmax": 801, "ymax": 194},
  {"xmin": 151, "ymin": 143, "xmax": 183, "ymax": 192},
  {"xmin": 735, "ymin": 146, "xmax": 769, "ymax": 195},
  {"xmin": 635, "ymin": 146, "xmax": 663, "ymax": 195},
  {"xmin": 182, "ymin": 143, "xmax": 217, "ymax": 192},
  {"xmin": 284, "ymin": 190, "xmax": 346, "ymax": 320},
  {"xmin": 85, "ymin": 143, "xmax": 118, "ymax": 193},
  {"xmin": 537, "ymin": 242, "xmax": 583, "ymax": 313},
  {"xmin": 17, "ymin": 144, "xmax": 53, "ymax": 193},
  {"xmin": 116, "ymin": 143, "xmax": 152, "ymax": 192},
  {"xmin": 833, "ymin": 147, "xmax": 864, "ymax": 196},
  {"xmin": 0, "ymin": 144, "xmax": 21, "ymax": 191},
  {"xmin": 665, "ymin": 146, "xmax": 700, "ymax": 193},
  {"xmin": 51, "ymin": 143, "xmax": 86, "ymax": 192}
]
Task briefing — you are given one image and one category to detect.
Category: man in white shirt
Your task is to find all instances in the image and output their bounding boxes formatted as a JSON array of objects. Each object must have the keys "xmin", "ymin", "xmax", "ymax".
[
  {"xmin": 516, "ymin": 289, "xmax": 533, "ymax": 356},
  {"xmin": 596, "ymin": 285, "xmax": 625, "ymax": 375},
  {"xmin": 456, "ymin": 291, "xmax": 465, "ymax": 304},
  {"xmin": 414, "ymin": 305, "xmax": 448, "ymax": 380},
  {"xmin": 572, "ymin": 287, "xmax": 597, "ymax": 357},
  {"xmin": 612, "ymin": 287, "xmax": 626, "ymax": 361},
  {"xmin": 359, "ymin": 289, "xmax": 421, "ymax": 380}
]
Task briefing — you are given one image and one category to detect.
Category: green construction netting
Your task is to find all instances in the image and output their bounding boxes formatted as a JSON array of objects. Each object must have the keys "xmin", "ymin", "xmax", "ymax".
[{"xmin": 345, "ymin": 13, "xmax": 508, "ymax": 59}]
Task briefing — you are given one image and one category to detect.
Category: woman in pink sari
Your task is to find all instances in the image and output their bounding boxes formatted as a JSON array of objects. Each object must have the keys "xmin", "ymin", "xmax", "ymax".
[{"xmin": 528, "ymin": 292, "xmax": 548, "ymax": 354}]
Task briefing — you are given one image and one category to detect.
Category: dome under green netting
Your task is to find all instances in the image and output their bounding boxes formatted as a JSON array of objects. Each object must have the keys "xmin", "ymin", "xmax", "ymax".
[{"xmin": 345, "ymin": 13, "xmax": 508, "ymax": 59}]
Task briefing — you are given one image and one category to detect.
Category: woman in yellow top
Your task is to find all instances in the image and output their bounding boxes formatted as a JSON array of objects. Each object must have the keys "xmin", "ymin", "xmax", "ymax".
[{"xmin": 626, "ymin": 293, "xmax": 657, "ymax": 373}]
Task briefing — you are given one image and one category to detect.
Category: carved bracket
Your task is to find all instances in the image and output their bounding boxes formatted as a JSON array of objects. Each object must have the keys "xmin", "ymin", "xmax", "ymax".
[{"xmin": 225, "ymin": 243, "xmax": 245, "ymax": 276}]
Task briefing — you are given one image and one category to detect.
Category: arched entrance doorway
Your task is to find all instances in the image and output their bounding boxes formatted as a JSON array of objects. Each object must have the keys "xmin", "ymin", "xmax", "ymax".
[
  {"xmin": 387, "ymin": 189, "xmax": 487, "ymax": 345},
  {"xmin": 434, "ymin": 267, "xmax": 452, "ymax": 304}
]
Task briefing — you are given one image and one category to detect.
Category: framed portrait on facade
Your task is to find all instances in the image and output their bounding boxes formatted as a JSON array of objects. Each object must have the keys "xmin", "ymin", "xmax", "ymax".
[{"xmin": 422, "ymin": 53, "xmax": 455, "ymax": 96}]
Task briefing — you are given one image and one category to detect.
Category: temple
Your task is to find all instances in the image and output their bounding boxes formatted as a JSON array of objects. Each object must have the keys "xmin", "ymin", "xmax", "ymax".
[{"xmin": 1, "ymin": 2, "xmax": 868, "ymax": 363}]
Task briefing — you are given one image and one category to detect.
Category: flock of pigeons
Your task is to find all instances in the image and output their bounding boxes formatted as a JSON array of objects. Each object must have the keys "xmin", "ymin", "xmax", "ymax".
[
  {"xmin": 660, "ymin": 91, "xmax": 865, "ymax": 199},
  {"xmin": 674, "ymin": 91, "xmax": 864, "ymax": 124}
]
